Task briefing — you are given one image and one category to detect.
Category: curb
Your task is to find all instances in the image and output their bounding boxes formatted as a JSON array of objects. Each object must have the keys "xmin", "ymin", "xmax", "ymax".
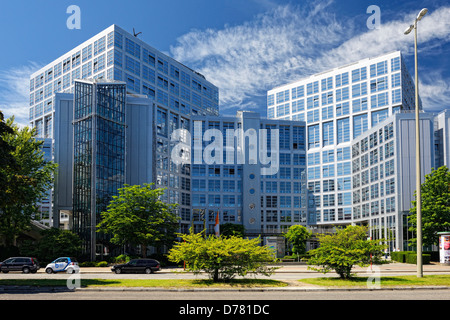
[{"xmin": 1, "ymin": 285, "xmax": 449, "ymax": 293}]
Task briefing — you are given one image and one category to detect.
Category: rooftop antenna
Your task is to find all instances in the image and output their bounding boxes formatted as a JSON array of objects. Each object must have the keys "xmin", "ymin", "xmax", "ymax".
[{"xmin": 133, "ymin": 28, "xmax": 142, "ymax": 38}]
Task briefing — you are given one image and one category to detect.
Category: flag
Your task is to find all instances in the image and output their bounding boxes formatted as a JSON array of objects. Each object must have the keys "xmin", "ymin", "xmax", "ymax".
[{"xmin": 214, "ymin": 211, "xmax": 220, "ymax": 237}]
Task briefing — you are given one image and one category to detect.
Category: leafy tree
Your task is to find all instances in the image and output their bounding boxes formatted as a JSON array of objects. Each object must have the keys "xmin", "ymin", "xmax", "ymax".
[
  {"xmin": 0, "ymin": 111, "xmax": 16, "ymax": 201},
  {"xmin": 97, "ymin": 183, "xmax": 179, "ymax": 258},
  {"xmin": 21, "ymin": 228, "xmax": 82, "ymax": 263},
  {"xmin": 221, "ymin": 223, "xmax": 245, "ymax": 238},
  {"xmin": 167, "ymin": 232, "xmax": 277, "ymax": 282},
  {"xmin": 283, "ymin": 225, "xmax": 312, "ymax": 256},
  {"xmin": 0, "ymin": 117, "xmax": 57, "ymax": 247},
  {"xmin": 408, "ymin": 166, "xmax": 450, "ymax": 247},
  {"xmin": 307, "ymin": 225, "xmax": 386, "ymax": 279}
]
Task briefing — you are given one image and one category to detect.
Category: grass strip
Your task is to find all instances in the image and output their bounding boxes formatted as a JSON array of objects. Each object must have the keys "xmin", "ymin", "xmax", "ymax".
[
  {"xmin": 0, "ymin": 278, "xmax": 287, "ymax": 288},
  {"xmin": 299, "ymin": 275, "xmax": 450, "ymax": 288}
]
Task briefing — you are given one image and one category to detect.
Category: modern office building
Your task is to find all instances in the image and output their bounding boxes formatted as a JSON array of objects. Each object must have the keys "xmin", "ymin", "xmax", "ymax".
[
  {"xmin": 351, "ymin": 112, "xmax": 435, "ymax": 251},
  {"xmin": 188, "ymin": 111, "xmax": 308, "ymax": 239},
  {"xmin": 29, "ymin": 25, "xmax": 219, "ymax": 236},
  {"xmin": 267, "ymin": 51, "xmax": 417, "ymax": 226},
  {"xmin": 267, "ymin": 50, "xmax": 449, "ymax": 249}
]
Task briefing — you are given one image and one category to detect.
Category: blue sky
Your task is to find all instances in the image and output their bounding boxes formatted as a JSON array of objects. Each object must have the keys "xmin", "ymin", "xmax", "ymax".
[{"xmin": 0, "ymin": 0, "xmax": 449, "ymax": 126}]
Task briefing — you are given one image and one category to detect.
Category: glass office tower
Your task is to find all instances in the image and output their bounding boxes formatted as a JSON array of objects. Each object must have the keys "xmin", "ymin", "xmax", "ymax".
[
  {"xmin": 267, "ymin": 51, "xmax": 418, "ymax": 229},
  {"xmin": 29, "ymin": 24, "xmax": 219, "ymax": 234},
  {"xmin": 73, "ymin": 80, "xmax": 126, "ymax": 260}
]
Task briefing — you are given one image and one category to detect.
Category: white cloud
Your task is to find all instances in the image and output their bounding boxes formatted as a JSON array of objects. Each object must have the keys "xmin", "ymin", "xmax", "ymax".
[
  {"xmin": 170, "ymin": 1, "xmax": 450, "ymax": 115},
  {"xmin": 0, "ymin": 62, "xmax": 42, "ymax": 128}
]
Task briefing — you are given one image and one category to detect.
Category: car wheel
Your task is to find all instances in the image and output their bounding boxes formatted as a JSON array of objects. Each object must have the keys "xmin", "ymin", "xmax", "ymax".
[
  {"xmin": 145, "ymin": 268, "xmax": 152, "ymax": 274},
  {"xmin": 66, "ymin": 268, "xmax": 75, "ymax": 274},
  {"xmin": 22, "ymin": 267, "xmax": 30, "ymax": 274},
  {"xmin": 114, "ymin": 268, "xmax": 122, "ymax": 274},
  {"xmin": 2, "ymin": 270, "xmax": 9, "ymax": 274},
  {"xmin": 46, "ymin": 268, "xmax": 54, "ymax": 274}
]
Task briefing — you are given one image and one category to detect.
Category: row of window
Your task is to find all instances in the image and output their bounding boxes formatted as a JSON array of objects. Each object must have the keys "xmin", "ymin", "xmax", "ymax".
[
  {"xmin": 267, "ymin": 57, "xmax": 401, "ymax": 107},
  {"xmin": 268, "ymin": 87, "xmax": 401, "ymax": 122}
]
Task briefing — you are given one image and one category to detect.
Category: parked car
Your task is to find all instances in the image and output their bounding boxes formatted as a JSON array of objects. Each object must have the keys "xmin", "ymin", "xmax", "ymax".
[
  {"xmin": 45, "ymin": 257, "xmax": 80, "ymax": 274},
  {"xmin": 111, "ymin": 259, "xmax": 161, "ymax": 274},
  {"xmin": 0, "ymin": 257, "xmax": 40, "ymax": 274}
]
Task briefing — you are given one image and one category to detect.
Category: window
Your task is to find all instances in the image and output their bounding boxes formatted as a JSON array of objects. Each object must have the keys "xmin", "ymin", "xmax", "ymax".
[
  {"xmin": 322, "ymin": 150, "xmax": 334, "ymax": 163},
  {"xmin": 337, "ymin": 118, "xmax": 350, "ymax": 144},
  {"xmin": 336, "ymin": 72, "xmax": 349, "ymax": 88},
  {"xmin": 371, "ymin": 92, "xmax": 389, "ymax": 109},
  {"xmin": 267, "ymin": 94, "xmax": 275, "ymax": 107},
  {"xmin": 322, "ymin": 91, "xmax": 333, "ymax": 105},
  {"xmin": 94, "ymin": 36, "xmax": 106, "ymax": 56},
  {"xmin": 392, "ymin": 89, "xmax": 401, "ymax": 104},
  {"xmin": 352, "ymin": 82, "xmax": 367, "ymax": 98},
  {"xmin": 276, "ymin": 90, "xmax": 290, "ymax": 104},
  {"xmin": 308, "ymin": 152, "xmax": 320, "ymax": 166},
  {"xmin": 322, "ymin": 164, "xmax": 335, "ymax": 178},
  {"xmin": 352, "ymin": 67, "xmax": 367, "ymax": 83},
  {"xmin": 372, "ymin": 109, "xmax": 389, "ymax": 126},
  {"xmin": 307, "ymin": 96, "xmax": 319, "ymax": 109},
  {"xmin": 307, "ymin": 109, "xmax": 320, "ymax": 123},
  {"xmin": 370, "ymin": 60, "xmax": 388, "ymax": 78},
  {"xmin": 323, "ymin": 179, "xmax": 335, "ymax": 192},
  {"xmin": 125, "ymin": 38, "xmax": 140, "ymax": 58},
  {"xmin": 337, "ymin": 162, "xmax": 351, "ymax": 176},
  {"xmin": 292, "ymin": 85, "xmax": 305, "ymax": 99},
  {"xmin": 353, "ymin": 113, "xmax": 368, "ymax": 139},
  {"xmin": 308, "ymin": 125, "xmax": 320, "ymax": 149},
  {"xmin": 336, "ymin": 102, "xmax": 350, "ymax": 117},
  {"xmin": 370, "ymin": 76, "xmax": 388, "ymax": 93},
  {"xmin": 391, "ymin": 57, "xmax": 401, "ymax": 72},
  {"xmin": 322, "ymin": 121, "xmax": 334, "ymax": 147},
  {"xmin": 352, "ymin": 98, "xmax": 368, "ymax": 113},
  {"xmin": 292, "ymin": 99, "xmax": 305, "ymax": 113},
  {"xmin": 306, "ymin": 81, "xmax": 319, "ymax": 95},
  {"xmin": 321, "ymin": 77, "xmax": 333, "ymax": 91}
]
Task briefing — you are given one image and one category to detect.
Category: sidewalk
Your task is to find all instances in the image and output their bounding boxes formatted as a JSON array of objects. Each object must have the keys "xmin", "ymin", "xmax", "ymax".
[{"xmin": 77, "ymin": 261, "xmax": 450, "ymax": 274}]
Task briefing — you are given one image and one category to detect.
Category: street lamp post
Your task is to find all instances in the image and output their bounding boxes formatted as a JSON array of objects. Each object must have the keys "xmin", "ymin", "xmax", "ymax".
[{"xmin": 404, "ymin": 8, "xmax": 428, "ymax": 278}]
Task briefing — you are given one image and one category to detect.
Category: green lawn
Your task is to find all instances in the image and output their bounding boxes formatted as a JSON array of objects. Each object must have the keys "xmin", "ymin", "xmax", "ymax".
[
  {"xmin": 299, "ymin": 275, "xmax": 450, "ymax": 288},
  {"xmin": 0, "ymin": 278, "xmax": 287, "ymax": 289}
]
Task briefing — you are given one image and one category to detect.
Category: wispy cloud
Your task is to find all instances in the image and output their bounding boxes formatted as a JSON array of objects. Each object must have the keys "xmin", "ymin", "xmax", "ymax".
[
  {"xmin": 170, "ymin": 1, "xmax": 450, "ymax": 115},
  {"xmin": 0, "ymin": 62, "xmax": 42, "ymax": 128}
]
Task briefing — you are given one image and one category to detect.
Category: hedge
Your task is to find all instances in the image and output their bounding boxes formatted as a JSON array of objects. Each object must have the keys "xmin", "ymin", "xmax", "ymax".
[{"xmin": 391, "ymin": 251, "xmax": 431, "ymax": 264}]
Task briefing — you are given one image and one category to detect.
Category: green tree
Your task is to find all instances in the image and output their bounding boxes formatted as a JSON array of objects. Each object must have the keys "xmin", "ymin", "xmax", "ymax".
[
  {"xmin": 221, "ymin": 223, "xmax": 245, "ymax": 238},
  {"xmin": 97, "ymin": 183, "xmax": 179, "ymax": 258},
  {"xmin": 307, "ymin": 225, "xmax": 386, "ymax": 279},
  {"xmin": 283, "ymin": 225, "xmax": 312, "ymax": 257},
  {"xmin": 408, "ymin": 166, "xmax": 450, "ymax": 247},
  {"xmin": 0, "ymin": 117, "xmax": 57, "ymax": 247},
  {"xmin": 21, "ymin": 228, "xmax": 82, "ymax": 263},
  {"xmin": 0, "ymin": 111, "xmax": 16, "ymax": 201},
  {"xmin": 167, "ymin": 232, "xmax": 277, "ymax": 282}
]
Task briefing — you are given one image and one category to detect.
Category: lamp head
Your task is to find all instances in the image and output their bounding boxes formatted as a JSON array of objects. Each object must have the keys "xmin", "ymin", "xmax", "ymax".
[
  {"xmin": 417, "ymin": 8, "xmax": 428, "ymax": 21},
  {"xmin": 404, "ymin": 25, "xmax": 414, "ymax": 35}
]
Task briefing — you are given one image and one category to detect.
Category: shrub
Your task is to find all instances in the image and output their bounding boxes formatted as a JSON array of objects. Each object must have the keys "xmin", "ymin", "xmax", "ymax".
[
  {"xmin": 168, "ymin": 232, "xmax": 278, "ymax": 282},
  {"xmin": 96, "ymin": 261, "xmax": 108, "ymax": 267},
  {"xmin": 307, "ymin": 225, "xmax": 386, "ymax": 279},
  {"xmin": 406, "ymin": 253, "xmax": 431, "ymax": 265}
]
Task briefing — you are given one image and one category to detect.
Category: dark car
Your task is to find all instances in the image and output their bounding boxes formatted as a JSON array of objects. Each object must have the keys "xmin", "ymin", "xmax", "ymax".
[
  {"xmin": 0, "ymin": 257, "xmax": 40, "ymax": 274},
  {"xmin": 111, "ymin": 259, "xmax": 161, "ymax": 274}
]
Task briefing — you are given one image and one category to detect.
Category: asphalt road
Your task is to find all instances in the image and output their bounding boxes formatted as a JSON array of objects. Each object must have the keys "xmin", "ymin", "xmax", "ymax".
[{"xmin": 0, "ymin": 288, "xmax": 448, "ymax": 300}]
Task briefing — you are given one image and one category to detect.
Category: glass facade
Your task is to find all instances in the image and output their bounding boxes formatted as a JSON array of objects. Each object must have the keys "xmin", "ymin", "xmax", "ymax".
[
  {"xmin": 267, "ymin": 51, "xmax": 417, "ymax": 228},
  {"xmin": 189, "ymin": 113, "xmax": 308, "ymax": 236},
  {"xmin": 73, "ymin": 80, "xmax": 126, "ymax": 258}
]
